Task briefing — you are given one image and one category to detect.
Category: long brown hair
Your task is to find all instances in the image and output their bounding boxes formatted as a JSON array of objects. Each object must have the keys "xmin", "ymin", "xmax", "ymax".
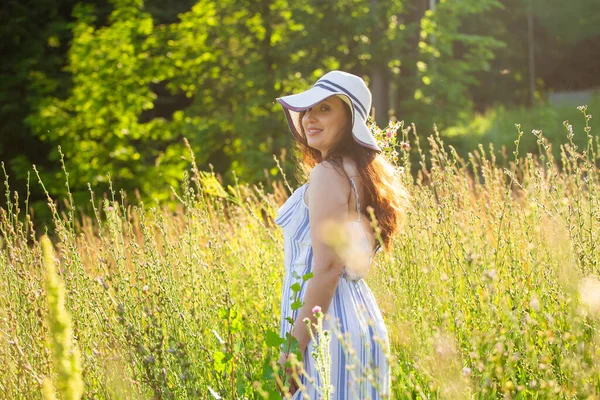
[{"xmin": 292, "ymin": 102, "xmax": 409, "ymax": 253}]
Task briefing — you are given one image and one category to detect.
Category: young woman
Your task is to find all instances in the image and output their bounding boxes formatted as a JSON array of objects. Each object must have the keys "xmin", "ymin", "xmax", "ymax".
[{"xmin": 274, "ymin": 70, "xmax": 409, "ymax": 399}]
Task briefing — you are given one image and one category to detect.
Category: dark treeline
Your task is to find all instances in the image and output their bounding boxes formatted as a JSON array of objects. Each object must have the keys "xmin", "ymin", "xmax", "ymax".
[{"xmin": 1, "ymin": 0, "xmax": 599, "ymax": 224}]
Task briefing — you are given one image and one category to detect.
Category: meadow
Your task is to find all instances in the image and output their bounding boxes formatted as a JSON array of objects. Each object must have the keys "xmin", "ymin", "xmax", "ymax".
[{"xmin": 0, "ymin": 106, "xmax": 599, "ymax": 399}]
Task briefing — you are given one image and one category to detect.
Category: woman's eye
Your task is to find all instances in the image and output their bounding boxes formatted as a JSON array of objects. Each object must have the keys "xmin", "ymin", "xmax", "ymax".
[{"xmin": 304, "ymin": 106, "xmax": 327, "ymax": 114}]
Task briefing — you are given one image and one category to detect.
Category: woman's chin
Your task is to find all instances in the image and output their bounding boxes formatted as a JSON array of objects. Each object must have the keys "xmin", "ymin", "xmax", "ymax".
[{"xmin": 306, "ymin": 137, "xmax": 321, "ymax": 147}]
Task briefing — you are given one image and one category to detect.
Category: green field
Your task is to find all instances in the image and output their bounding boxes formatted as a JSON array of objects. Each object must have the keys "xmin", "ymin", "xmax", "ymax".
[{"xmin": 1, "ymin": 108, "xmax": 599, "ymax": 399}]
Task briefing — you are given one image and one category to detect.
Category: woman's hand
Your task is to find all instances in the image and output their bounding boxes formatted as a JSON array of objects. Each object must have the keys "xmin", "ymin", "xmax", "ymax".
[{"xmin": 277, "ymin": 352, "xmax": 299, "ymax": 397}]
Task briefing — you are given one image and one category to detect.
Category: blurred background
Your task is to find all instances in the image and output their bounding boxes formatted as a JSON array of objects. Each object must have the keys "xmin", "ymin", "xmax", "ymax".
[{"xmin": 1, "ymin": 0, "xmax": 599, "ymax": 223}]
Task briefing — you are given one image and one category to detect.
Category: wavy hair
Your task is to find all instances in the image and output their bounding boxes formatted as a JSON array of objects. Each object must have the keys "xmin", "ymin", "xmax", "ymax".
[{"xmin": 292, "ymin": 102, "xmax": 410, "ymax": 253}]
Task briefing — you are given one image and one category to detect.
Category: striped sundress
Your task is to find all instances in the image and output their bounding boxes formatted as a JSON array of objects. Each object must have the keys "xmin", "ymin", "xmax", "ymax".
[{"xmin": 274, "ymin": 178, "xmax": 391, "ymax": 400}]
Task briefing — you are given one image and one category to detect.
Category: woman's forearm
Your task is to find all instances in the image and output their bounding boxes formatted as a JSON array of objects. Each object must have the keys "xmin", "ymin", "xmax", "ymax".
[{"xmin": 290, "ymin": 266, "xmax": 342, "ymax": 354}]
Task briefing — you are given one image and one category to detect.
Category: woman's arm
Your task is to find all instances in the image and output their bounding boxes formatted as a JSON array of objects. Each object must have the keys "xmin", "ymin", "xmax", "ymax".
[{"xmin": 290, "ymin": 161, "xmax": 349, "ymax": 354}]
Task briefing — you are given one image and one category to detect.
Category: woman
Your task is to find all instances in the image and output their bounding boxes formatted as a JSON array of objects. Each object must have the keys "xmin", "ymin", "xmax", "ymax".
[{"xmin": 274, "ymin": 70, "xmax": 409, "ymax": 399}]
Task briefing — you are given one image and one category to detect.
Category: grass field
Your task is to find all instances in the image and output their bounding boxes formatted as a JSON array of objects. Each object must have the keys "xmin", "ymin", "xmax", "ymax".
[{"xmin": 0, "ymin": 107, "xmax": 599, "ymax": 399}]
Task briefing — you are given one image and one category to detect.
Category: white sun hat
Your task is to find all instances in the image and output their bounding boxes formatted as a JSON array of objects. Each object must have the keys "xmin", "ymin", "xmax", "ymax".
[{"xmin": 276, "ymin": 70, "xmax": 382, "ymax": 152}]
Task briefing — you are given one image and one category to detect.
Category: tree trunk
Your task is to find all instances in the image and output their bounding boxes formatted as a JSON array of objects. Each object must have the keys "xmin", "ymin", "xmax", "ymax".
[{"xmin": 370, "ymin": 0, "xmax": 389, "ymax": 127}]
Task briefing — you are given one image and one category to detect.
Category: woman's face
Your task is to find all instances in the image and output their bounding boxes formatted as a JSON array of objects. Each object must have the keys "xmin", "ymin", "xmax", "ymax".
[{"xmin": 301, "ymin": 95, "xmax": 351, "ymax": 157}]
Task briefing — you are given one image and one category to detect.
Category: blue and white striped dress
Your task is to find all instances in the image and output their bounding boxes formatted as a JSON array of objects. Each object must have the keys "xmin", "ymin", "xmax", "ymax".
[{"xmin": 275, "ymin": 179, "xmax": 391, "ymax": 400}]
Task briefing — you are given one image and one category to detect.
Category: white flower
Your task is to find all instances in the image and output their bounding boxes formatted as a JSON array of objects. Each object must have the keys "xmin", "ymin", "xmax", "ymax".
[
  {"xmin": 530, "ymin": 296, "xmax": 540, "ymax": 312},
  {"xmin": 579, "ymin": 276, "xmax": 600, "ymax": 316}
]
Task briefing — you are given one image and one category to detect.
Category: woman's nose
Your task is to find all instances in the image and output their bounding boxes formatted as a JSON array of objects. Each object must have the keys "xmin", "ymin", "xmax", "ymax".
[{"xmin": 303, "ymin": 109, "xmax": 316, "ymax": 122}]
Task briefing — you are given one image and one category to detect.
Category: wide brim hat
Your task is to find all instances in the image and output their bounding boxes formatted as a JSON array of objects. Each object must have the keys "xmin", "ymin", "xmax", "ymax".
[{"xmin": 276, "ymin": 70, "xmax": 382, "ymax": 152}]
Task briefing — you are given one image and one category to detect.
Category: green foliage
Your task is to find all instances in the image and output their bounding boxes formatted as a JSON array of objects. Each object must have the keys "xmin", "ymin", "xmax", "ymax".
[
  {"xmin": 3, "ymin": 0, "xmax": 599, "ymax": 228},
  {"xmin": 535, "ymin": 0, "xmax": 600, "ymax": 44},
  {"xmin": 443, "ymin": 91, "xmax": 600, "ymax": 161},
  {"xmin": 406, "ymin": 0, "xmax": 506, "ymax": 130},
  {"xmin": 15, "ymin": 0, "xmax": 508, "ymax": 219},
  {"xmin": 0, "ymin": 0, "xmax": 113, "ymax": 211},
  {"xmin": 29, "ymin": 0, "xmax": 185, "ymax": 206}
]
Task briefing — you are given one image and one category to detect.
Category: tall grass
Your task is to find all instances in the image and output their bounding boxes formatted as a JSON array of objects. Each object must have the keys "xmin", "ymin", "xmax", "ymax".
[
  {"xmin": 40, "ymin": 234, "xmax": 84, "ymax": 400},
  {"xmin": 0, "ymin": 107, "xmax": 598, "ymax": 398}
]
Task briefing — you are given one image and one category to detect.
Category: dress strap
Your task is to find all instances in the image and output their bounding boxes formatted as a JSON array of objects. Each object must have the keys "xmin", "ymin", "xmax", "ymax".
[{"xmin": 349, "ymin": 178, "xmax": 361, "ymax": 221}]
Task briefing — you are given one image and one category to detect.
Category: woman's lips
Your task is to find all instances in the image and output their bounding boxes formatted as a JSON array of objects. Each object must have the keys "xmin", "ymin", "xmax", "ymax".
[{"xmin": 306, "ymin": 128, "xmax": 323, "ymax": 136}]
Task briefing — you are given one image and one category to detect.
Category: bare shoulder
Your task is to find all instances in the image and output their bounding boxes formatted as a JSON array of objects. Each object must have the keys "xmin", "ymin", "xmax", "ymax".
[
  {"xmin": 308, "ymin": 161, "xmax": 349, "ymax": 205},
  {"xmin": 311, "ymin": 158, "xmax": 356, "ymax": 180},
  {"xmin": 309, "ymin": 161, "xmax": 347, "ymax": 186}
]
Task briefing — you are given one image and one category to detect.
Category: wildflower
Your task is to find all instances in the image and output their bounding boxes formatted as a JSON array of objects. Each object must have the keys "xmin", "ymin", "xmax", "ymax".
[
  {"xmin": 312, "ymin": 305, "xmax": 322, "ymax": 314},
  {"xmin": 530, "ymin": 296, "xmax": 540, "ymax": 312},
  {"xmin": 529, "ymin": 380, "xmax": 537, "ymax": 388},
  {"xmin": 400, "ymin": 141, "xmax": 411, "ymax": 150},
  {"xmin": 95, "ymin": 276, "xmax": 108, "ymax": 290},
  {"xmin": 483, "ymin": 269, "xmax": 497, "ymax": 280},
  {"xmin": 579, "ymin": 276, "xmax": 600, "ymax": 316},
  {"xmin": 462, "ymin": 367, "xmax": 472, "ymax": 376}
]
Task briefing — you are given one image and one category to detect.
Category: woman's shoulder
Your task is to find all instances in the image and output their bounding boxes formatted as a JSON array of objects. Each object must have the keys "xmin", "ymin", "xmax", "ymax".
[
  {"xmin": 309, "ymin": 161, "xmax": 346, "ymax": 183},
  {"xmin": 309, "ymin": 160, "xmax": 356, "ymax": 195},
  {"xmin": 307, "ymin": 162, "xmax": 348, "ymax": 208},
  {"xmin": 315, "ymin": 157, "xmax": 358, "ymax": 180}
]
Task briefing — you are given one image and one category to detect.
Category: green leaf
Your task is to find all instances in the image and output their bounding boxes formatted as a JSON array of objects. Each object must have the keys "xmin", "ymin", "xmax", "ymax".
[
  {"xmin": 302, "ymin": 272, "xmax": 314, "ymax": 281},
  {"xmin": 268, "ymin": 389, "xmax": 282, "ymax": 400},
  {"xmin": 290, "ymin": 299, "xmax": 303, "ymax": 311},
  {"xmin": 235, "ymin": 373, "xmax": 247, "ymax": 396},
  {"xmin": 265, "ymin": 329, "xmax": 285, "ymax": 347},
  {"xmin": 290, "ymin": 282, "xmax": 302, "ymax": 293},
  {"xmin": 262, "ymin": 356, "xmax": 275, "ymax": 380},
  {"xmin": 234, "ymin": 338, "xmax": 243, "ymax": 353},
  {"xmin": 282, "ymin": 334, "xmax": 303, "ymax": 362},
  {"xmin": 222, "ymin": 353, "xmax": 233, "ymax": 364},
  {"xmin": 230, "ymin": 317, "xmax": 243, "ymax": 333},
  {"xmin": 213, "ymin": 351, "xmax": 226, "ymax": 373}
]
